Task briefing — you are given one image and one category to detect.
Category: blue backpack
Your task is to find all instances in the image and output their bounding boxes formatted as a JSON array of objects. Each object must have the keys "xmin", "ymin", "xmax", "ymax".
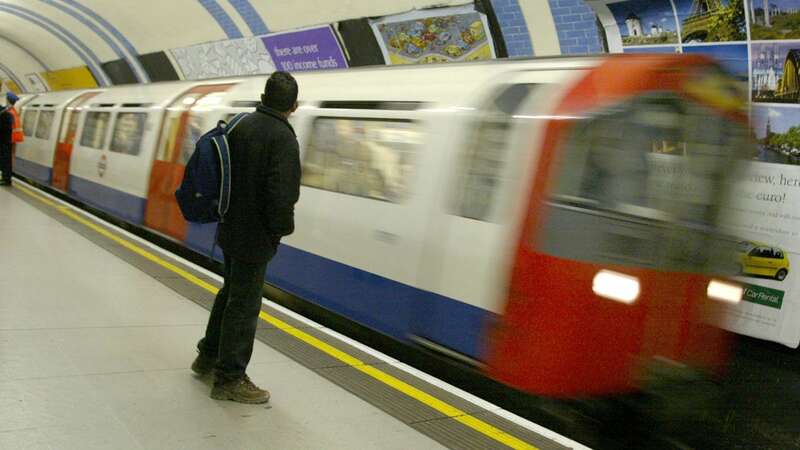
[{"xmin": 175, "ymin": 113, "xmax": 248, "ymax": 224}]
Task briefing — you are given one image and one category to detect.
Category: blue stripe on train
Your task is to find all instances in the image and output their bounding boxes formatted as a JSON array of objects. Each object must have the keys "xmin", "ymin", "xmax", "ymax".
[
  {"xmin": 14, "ymin": 158, "xmax": 52, "ymax": 185},
  {"xmin": 267, "ymin": 244, "xmax": 494, "ymax": 360},
  {"xmin": 68, "ymin": 175, "xmax": 146, "ymax": 224}
]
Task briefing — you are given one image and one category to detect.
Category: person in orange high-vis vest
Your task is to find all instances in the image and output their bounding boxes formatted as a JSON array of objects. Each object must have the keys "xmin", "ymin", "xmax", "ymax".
[{"xmin": 8, "ymin": 92, "xmax": 23, "ymax": 148}]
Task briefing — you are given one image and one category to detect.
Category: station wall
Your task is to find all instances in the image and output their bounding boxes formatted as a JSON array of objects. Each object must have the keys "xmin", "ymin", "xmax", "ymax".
[{"xmin": 0, "ymin": 0, "xmax": 610, "ymax": 93}]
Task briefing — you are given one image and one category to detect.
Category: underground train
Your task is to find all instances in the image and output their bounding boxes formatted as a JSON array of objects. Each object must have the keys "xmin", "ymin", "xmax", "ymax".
[{"xmin": 13, "ymin": 55, "xmax": 748, "ymax": 399}]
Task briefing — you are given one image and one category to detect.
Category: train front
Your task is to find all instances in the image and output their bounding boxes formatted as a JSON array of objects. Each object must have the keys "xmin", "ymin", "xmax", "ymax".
[{"xmin": 486, "ymin": 55, "xmax": 749, "ymax": 404}]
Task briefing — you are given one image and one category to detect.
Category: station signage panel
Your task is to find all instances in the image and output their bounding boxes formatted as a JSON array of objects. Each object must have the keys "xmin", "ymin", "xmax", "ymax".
[{"xmin": 262, "ymin": 26, "xmax": 348, "ymax": 72}]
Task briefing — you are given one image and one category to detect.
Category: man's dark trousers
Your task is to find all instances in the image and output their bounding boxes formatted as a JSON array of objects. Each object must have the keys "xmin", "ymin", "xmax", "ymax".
[
  {"xmin": 198, "ymin": 253, "xmax": 272, "ymax": 382},
  {"xmin": 0, "ymin": 143, "xmax": 11, "ymax": 183}
]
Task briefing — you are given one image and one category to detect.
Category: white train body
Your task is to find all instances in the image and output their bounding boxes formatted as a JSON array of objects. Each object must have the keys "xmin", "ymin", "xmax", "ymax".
[{"xmin": 14, "ymin": 59, "xmax": 598, "ymax": 359}]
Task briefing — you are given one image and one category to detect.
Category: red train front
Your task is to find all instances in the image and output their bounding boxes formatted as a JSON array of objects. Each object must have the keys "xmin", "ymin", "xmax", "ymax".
[{"xmin": 487, "ymin": 55, "xmax": 748, "ymax": 399}]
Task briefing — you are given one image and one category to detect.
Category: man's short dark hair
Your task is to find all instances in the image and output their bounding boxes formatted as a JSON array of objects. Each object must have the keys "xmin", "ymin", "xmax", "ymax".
[{"xmin": 261, "ymin": 71, "xmax": 298, "ymax": 112}]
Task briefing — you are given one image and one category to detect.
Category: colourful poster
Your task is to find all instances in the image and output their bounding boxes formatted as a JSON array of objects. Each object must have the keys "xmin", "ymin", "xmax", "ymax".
[
  {"xmin": 751, "ymin": 105, "xmax": 800, "ymax": 166},
  {"xmin": 587, "ymin": 0, "xmax": 800, "ymax": 347},
  {"xmin": 590, "ymin": 0, "xmax": 747, "ymax": 51},
  {"xmin": 751, "ymin": 41, "xmax": 800, "ymax": 104},
  {"xmin": 718, "ymin": 105, "xmax": 800, "ymax": 346},
  {"xmin": 370, "ymin": 5, "xmax": 495, "ymax": 65},
  {"xmin": 748, "ymin": 0, "xmax": 800, "ymax": 40},
  {"xmin": 262, "ymin": 26, "xmax": 348, "ymax": 72},
  {"xmin": 674, "ymin": 0, "xmax": 746, "ymax": 43},
  {"xmin": 605, "ymin": 0, "xmax": 680, "ymax": 47},
  {"xmin": 684, "ymin": 43, "xmax": 749, "ymax": 84}
]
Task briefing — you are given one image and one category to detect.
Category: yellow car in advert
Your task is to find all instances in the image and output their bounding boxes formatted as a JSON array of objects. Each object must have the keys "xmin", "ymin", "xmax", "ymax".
[{"xmin": 738, "ymin": 241, "xmax": 790, "ymax": 281}]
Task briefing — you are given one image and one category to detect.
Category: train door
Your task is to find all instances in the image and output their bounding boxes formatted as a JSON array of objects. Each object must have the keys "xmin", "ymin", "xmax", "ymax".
[
  {"xmin": 52, "ymin": 92, "xmax": 99, "ymax": 191},
  {"xmin": 414, "ymin": 70, "xmax": 575, "ymax": 360},
  {"xmin": 288, "ymin": 105, "xmax": 429, "ymax": 337},
  {"xmin": 144, "ymin": 84, "xmax": 234, "ymax": 240}
]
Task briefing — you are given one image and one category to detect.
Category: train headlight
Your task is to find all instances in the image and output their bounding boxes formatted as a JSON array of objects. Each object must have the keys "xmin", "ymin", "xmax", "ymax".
[
  {"xmin": 707, "ymin": 279, "xmax": 742, "ymax": 304},
  {"xmin": 592, "ymin": 270, "xmax": 640, "ymax": 304}
]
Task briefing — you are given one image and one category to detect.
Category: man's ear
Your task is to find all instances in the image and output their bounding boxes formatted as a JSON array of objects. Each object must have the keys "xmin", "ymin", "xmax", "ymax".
[{"xmin": 291, "ymin": 101, "xmax": 298, "ymax": 113}]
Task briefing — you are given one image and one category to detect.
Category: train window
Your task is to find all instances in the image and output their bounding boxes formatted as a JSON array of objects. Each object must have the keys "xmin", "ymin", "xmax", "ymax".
[
  {"xmin": 230, "ymin": 101, "xmax": 258, "ymax": 108},
  {"xmin": 539, "ymin": 93, "xmax": 749, "ymax": 273},
  {"xmin": 451, "ymin": 84, "xmax": 538, "ymax": 221},
  {"xmin": 35, "ymin": 111, "xmax": 55, "ymax": 140},
  {"xmin": 80, "ymin": 111, "xmax": 111, "ymax": 149},
  {"xmin": 22, "ymin": 110, "xmax": 38, "ymax": 137},
  {"xmin": 110, "ymin": 113, "xmax": 147, "ymax": 156},
  {"xmin": 301, "ymin": 117, "xmax": 420, "ymax": 202}
]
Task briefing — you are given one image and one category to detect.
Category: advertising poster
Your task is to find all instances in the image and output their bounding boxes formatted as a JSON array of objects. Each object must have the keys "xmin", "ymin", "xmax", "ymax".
[
  {"xmin": 674, "ymin": 0, "xmax": 747, "ymax": 43},
  {"xmin": 605, "ymin": 0, "xmax": 680, "ymax": 48},
  {"xmin": 262, "ymin": 26, "xmax": 348, "ymax": 72},
  {"xmin": 40, "ymin": 66, "xmax": 97, "ymax": 90},
  {"xmin": 589, "ymin": 0, "xmax": 746, "ymax": 51},
  {"xmin": 751, "ymin": 41, "xmax": 800, "ymax": 104},
  {"xmin": 684, "ymin": 43, "xmax": 750, "ymax": 86},
  {"xmin": 370, "ymin": 5, "xmax": 495, "ymax": 65},
  {"xmin": 171, "ymin": 36, "xmax": 276, "ymax": 81},
  {"xmin": 719, "ymin": 104, "xmax": 800, "ymax": 347},
  {"xmin": 588, "ymin": 0, "xmax": 800, "ymax": 347},
  {"xmin": 2, "ymin": 79, "xmax": 20, "ymax": 94},
  {"xmin": 749, "ymin": 0, "xmax": 800, "ymax": 40}
]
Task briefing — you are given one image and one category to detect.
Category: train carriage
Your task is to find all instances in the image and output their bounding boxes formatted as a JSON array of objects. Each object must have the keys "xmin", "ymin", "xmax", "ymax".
[
  {"xmin": 15, "ymin": 91, "xmax": 86, "ymax": 185},
  {"xmin": 67, "ymin": 83, "xmax": 194, "ymax": 223}
]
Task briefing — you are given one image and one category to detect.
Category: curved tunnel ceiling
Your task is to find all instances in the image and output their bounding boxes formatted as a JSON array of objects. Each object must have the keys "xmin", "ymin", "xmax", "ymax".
[{"xmin": 0, "ymin": 0, "xmax": 522, "ymax": 92}]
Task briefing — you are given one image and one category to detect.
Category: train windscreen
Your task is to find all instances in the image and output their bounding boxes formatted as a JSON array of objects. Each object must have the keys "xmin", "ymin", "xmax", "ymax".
[{"xmin": 539, "ymin": 92, "xmax": 748, "ymax": 275}]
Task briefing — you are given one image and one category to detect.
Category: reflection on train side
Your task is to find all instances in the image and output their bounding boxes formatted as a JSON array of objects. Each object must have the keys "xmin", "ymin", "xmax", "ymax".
[{"xmin": 301, "ymin": 118, "xmax": 420, "ymax": 203}]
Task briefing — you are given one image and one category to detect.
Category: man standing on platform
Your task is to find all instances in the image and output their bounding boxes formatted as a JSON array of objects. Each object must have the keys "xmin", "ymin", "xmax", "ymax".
[{"xmin": 191, "ymin": 72, "xmax": 301, "ymax": 404}]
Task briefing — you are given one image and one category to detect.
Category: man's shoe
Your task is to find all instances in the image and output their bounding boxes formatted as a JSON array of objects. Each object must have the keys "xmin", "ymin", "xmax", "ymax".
[
  {"xmin": 191, "ymin": 352, "xmax": 215, "ymax": 376},
  {"xmin": 210, "ymin": 375, "xmax": 270, "ymax": 404}
]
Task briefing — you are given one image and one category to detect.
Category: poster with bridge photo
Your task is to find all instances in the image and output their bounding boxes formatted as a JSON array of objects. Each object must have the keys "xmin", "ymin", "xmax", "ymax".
[
  {"xmin": 749, "ymin": 0, "xmax": 800, "ymax": 40},
  {"xmin": 751, "ymin": 41, "xmax": 800, "ymax": 103}
]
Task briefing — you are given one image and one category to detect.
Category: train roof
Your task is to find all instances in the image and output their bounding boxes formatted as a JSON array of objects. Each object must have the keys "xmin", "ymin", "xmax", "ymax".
[
  {"xmin": 228, "ymin": 56, "xmax": 603, "ymax": 106},
  {"xmin": 25, "ymin": 55, "xmax": 696, "ymax": 110}
]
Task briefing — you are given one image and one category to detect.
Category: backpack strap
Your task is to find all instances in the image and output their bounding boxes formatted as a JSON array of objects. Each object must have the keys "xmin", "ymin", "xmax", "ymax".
[
  {"xmin": 212, "ymin": 134, "xmax": 232, "ymax": 219},
  {"xmin": 225, "ymin": 112, "xmax": 249, "ymax": 135}
]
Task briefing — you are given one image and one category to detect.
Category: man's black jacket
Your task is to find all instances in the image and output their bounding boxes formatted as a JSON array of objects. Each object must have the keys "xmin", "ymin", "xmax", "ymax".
[{"xmin": 218, "ymin": 104, "xmax": 301, "ymax": 264}]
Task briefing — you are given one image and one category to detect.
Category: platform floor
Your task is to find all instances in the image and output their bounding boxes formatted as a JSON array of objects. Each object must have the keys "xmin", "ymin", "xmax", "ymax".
[
  {"xmin": 0, "ymin": 182, "xmax": 584, "ymax": 450},
  {"xmin": 0, "ymin": 185, "xmax": 449, "ymax": 450}
]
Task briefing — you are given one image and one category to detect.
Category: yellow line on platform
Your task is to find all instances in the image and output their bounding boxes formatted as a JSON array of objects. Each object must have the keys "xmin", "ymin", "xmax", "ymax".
[{"xmin": 16, "ymin": 183, "xmax": 539, "ymax": 450}]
